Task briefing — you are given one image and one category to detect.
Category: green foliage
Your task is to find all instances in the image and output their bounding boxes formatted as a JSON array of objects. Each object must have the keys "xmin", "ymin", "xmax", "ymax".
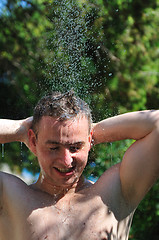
[
  {"xmin": 0, "ymin": 0, "xmax": 159, "ymax": 239},
  {"xmin": 130, "ymin": 181, "xmax": 159, "ymax": 240},
  {"xmin": 84, "ymin": 139, "xmax": 133, "ymax": 179}
]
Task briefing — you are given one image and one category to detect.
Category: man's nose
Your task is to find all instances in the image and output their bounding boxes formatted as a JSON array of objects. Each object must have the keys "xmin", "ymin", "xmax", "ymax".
[{"xmin": 63, "ymin": 148, "xmax": 73, "ymax": 166}]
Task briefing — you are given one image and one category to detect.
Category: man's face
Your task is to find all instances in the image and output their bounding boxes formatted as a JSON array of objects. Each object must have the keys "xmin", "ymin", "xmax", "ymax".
[{"xmin": 33, "ymin": 115, "xmax": 92, "ymax": 188}]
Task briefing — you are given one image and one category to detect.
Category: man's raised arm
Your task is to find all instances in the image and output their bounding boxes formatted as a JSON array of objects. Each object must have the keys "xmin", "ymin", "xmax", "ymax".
[
  {"xmin": 92, "ymin": 110, "xmax": 158, "ymax": 144},
  {"xmin": 0, "ymin": 118, "xmax": 32, "ymax": 209},
  {"xmin": 92, "ymin": 110, "xmax": 159, "ymax": 211},
  {"xmin": 0, "ymin": 117, "xmax": 32, "ymax": 146}
]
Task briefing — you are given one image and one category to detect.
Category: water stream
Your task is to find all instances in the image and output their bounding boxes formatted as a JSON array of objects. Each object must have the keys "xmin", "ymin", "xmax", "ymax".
[
  {"xmin": 2, "ymin": 143, "xmax": 4, "ymax": 159},
  {"xmin": 43, "ymin": 0, "xmax": 102, "ymax": 101}
]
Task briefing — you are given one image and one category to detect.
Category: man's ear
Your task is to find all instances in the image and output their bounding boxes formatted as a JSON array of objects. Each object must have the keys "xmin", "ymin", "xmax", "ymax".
[{"xmin": 28, "ymin": 129, "xmax": 37, "ymax": 156}]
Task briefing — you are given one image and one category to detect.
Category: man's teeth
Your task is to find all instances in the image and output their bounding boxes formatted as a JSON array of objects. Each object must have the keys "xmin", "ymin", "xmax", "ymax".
[{"xmin": 56, "ymin": 167, "xmax": 73, "ymax": 173}]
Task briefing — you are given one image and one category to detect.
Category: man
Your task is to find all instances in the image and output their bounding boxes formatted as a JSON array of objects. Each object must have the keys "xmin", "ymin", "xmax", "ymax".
[{"xmin": 0, "ymin": 90, "xmax": 159, "ymax": 240}]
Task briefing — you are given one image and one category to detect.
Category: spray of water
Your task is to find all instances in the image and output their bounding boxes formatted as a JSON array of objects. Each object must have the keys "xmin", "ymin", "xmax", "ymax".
[{"xmin": 42, "ymin": 0, "xmax": 101, "ymax": 102}]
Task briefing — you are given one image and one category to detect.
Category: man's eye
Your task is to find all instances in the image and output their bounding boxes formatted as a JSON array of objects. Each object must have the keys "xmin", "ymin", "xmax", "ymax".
[
  {"xmin": 50, "ymin": 147, "xmax": 59, "ymax": 151},
  {"xmin": 69, "ymin": 146, "xmax": 80, "ymax": 153}
]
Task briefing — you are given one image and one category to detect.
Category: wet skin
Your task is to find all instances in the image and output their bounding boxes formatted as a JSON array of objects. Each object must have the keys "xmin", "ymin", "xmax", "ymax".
[
  {"xmin": 0, "ymin": 116, "xmax": 133, "ymax": 240},
  {"xmin": 0, "ymin": 167, "xmax": 133, "ymax": 240},
  {"xmin": 29, "ymin": 116, "xmax": 92, "ymax": 194}
]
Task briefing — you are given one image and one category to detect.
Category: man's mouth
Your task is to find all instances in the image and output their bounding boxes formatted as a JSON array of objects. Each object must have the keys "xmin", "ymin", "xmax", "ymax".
[{"xmin": 54, "ymin": 166, "xmax": 75, "ymax": 173}]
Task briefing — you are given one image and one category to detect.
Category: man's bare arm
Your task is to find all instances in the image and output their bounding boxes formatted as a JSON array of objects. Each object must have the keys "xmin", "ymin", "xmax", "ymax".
[
  {"xmin": 92, "ymin": 110, "xmax": 158, "ymax": 144},
  {"xmin": 0, "ymin": 117, "xmax": 32, "ymax": 146},
  {"xmin": 92, "ymin": 110, "xmax": 159, "ymax": 210}
]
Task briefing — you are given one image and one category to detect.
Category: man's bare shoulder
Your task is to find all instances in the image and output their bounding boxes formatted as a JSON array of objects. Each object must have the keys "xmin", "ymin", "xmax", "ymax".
[
  {"xmin": 0, "ymin": 171, "xmax": 32, "ymax": 207},
  {"xmin": 91, "ymin": 163, "xmax": 133, "ymax": 220},
  {"xmin": 75, "ymin": 164, "xmax": 121, "ymax": 198},
  {"xmin": 0, "ymin": 170, "xmax": 29, "ymax": 188},
  {"xmin": 92, "ymin": 163, "xmax": 121, "ymax": 191}
]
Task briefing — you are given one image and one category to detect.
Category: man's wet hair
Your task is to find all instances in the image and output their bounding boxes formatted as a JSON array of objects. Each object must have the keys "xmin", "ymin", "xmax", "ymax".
[{"xmin": 32, "ymin": 90, "xmax": 92, "ymax": 135}]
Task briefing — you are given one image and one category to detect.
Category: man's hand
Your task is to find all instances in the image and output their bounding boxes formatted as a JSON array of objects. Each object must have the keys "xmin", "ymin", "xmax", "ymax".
[
  {"xmin": 19, "ymin": 117, "xmax": 33, "ymax": 148},
  {"xmin": 0, "ymin": 117, "xmax": 33, "ymax": 148}
]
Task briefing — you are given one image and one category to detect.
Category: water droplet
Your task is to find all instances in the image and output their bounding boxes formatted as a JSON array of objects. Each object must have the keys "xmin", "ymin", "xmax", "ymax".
[
  {"xmin": 2, "ymin": 144, "xmax": 4, "ymax": 158},
  {"xmin": 20, "ymin": 142, "xmax": 23, "ymax": 163}
]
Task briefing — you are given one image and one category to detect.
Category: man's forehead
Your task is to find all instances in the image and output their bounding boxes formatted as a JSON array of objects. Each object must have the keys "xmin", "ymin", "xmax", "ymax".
[
  {"xmin": 40, "ymin": 115, "xmax": 89, "ymax": 126},
  {"xmin": 36, "ymin": 115, "xmax": 90, "ymax": 138}
]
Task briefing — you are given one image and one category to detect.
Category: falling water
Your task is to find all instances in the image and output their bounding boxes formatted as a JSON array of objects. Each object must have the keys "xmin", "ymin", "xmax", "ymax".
[
  {"xmin": 43, "ymin": 0, "xmax": 102, "ymax": 101},
  {"xmin": 2, "ymin": 143, "xmax": 4, "ymax": 159},
  {"xmin": 20, "ymin": 142, "xmax": 23, "ymax": 163}
]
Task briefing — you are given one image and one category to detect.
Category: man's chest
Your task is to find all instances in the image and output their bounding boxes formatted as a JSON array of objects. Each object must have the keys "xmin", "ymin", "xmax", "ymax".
[
  {"xmin": 26, "ymin": 196, "xmax": 129, "ymax": 240},
  {"xmin": 2, "ymin": 185, "xmax": 132, "ymax": 240}
]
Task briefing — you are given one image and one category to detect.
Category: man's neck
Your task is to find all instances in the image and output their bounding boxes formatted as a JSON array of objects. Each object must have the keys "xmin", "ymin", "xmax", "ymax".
[{"xmin": 31, "ymin": 173, "xmax": 86, "ymax": 200}]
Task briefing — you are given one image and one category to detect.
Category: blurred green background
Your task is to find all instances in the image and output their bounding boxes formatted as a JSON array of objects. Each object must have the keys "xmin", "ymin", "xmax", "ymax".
[{"xmin": 0, "ymin": 0, "xmax": 159, "ymax": 239}]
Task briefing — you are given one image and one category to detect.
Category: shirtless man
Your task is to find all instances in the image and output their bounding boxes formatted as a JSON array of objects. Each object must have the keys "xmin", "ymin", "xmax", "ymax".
[{"xmin": 0, "ymin": 90, "xmax": 159, "ymax": 240}]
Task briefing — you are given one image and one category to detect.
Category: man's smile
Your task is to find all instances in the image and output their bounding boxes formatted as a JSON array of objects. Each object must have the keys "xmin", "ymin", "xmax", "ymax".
[{"xmin": 54, "ymin": 166, "xmax": 75, "ymax": 173}]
